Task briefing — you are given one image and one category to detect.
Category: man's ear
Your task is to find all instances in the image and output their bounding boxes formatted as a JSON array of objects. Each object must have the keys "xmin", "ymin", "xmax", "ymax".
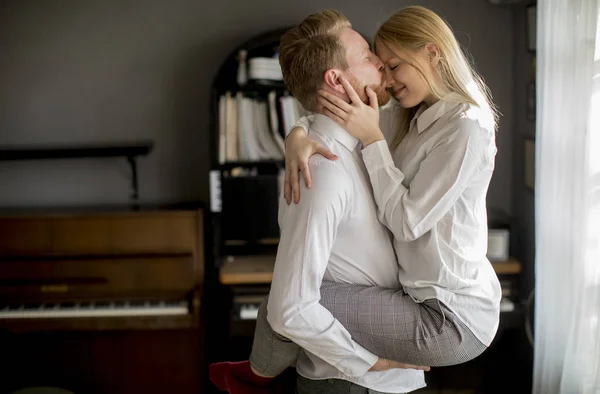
[
  {"xmin": 424, "ymin": 43, "xmax": 441, "ymax": 67},
  {"xmin": 323, "ymin": 69, "xmax": 345, "ymax": 94}
]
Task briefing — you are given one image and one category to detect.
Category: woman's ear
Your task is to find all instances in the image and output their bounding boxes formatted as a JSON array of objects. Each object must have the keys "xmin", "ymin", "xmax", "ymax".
[
  {"xmin": 424, "ymin": 43, "xmax": 441, "ymax": 67},
  {"xmin": 323, "ymin": 69, "xmax": 345, "ymax": 94}
]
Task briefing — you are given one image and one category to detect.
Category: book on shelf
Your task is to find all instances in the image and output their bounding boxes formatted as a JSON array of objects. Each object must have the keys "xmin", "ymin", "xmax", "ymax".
[
  {"xmin": 280, "ymin": 95, "xmax": 309, "ymax": 137},
  {"xmin": 218, "ymin": 95, "xmax": 227, "ymax": 164},
  {"xmin": 224, "ymin": 91, "xmax": 239, "ymax": 162},
  {"xmin": 218, "ymin": 90, "xmax": 307, "ymax": 164},
  {"xmin": 268, "ymin": 91, "xmax": 285, "ymax": 155}
]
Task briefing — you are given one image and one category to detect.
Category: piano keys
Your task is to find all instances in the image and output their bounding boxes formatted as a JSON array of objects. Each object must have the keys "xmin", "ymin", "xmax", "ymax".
[{"xmin": 0, "ymin": 300, "xmax": 189, "ymax": 319}]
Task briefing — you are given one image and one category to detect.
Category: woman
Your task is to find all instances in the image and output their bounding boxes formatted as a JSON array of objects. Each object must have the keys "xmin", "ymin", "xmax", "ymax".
[
  {"xmin": 286, "ymin": 4, "xmax": 501, "ymax": 360},
  {"xmin": 211, "ymin": 6, "xmax": 501, "ymax": 393}
]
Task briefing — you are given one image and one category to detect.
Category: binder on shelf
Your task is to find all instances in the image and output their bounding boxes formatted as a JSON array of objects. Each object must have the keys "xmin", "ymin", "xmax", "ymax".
[
  {"xmin": 280, "ymin": 95, "xmax": 307, "ymax": 137},
  {"xmin": 254, "ymin": 100, "xmax": 283, "ymax": 160},
  {"xmin": 225, "ymin": 92, "xmax": 239, "ymax": 162},
  {"xmin": 237, "ymin": 93, "xmax": 262, "ymax": 161},
  {"xmin": 219, "ymin": 90, "xmax": 295, "ymax": 165},
  {"xmin": 218, "ymin": 95, "xmax": 227, "ymax": 164},
  {"xmin": 268, "ymin": 91, "xmax": 285, "ymax": 155}
]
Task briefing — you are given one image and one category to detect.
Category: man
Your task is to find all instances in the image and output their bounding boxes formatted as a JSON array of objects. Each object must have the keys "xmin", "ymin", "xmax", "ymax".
[{"xmin": 210, "ymin": 10, "xmax": 428, "ymax": 394}]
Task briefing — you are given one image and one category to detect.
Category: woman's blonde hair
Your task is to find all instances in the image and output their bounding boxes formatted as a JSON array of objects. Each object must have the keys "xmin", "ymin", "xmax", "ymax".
[{"xmin": 375, "ymin": 6, "xmax": 498, "ymax": 148}]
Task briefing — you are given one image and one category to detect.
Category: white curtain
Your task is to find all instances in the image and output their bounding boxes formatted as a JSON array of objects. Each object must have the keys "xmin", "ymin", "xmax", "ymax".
[{"xmin": 534, "ymin": 0, "xmax": 600, "ymax": 393}]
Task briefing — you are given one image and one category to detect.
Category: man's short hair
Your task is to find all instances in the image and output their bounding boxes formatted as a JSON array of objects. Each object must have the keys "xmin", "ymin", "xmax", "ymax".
[{"xmin": 278, "ymin": 10, "xmax": 351, "ymax": 111}]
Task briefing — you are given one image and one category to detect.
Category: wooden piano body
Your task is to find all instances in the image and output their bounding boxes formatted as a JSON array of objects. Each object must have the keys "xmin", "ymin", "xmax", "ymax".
[{"xmin": 0, "ymin": 208, "xmax": 205, "ymax": 393}]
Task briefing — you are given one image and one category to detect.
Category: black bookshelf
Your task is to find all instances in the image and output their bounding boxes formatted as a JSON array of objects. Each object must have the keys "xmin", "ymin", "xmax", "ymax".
[
  {"xmin": 234, "ymin": 81, "xmax": 288, "ymax": 94},
  {"xmin": 208, "ymin": 26, "xmax": 293, "ymax": 262},
  {"xmin": 204, "ymin": 29, "xmax": 293, "ymax": 392},
  {"xmin": 218, "ymin": 159, "xmax": 284, "ymax": 173}
]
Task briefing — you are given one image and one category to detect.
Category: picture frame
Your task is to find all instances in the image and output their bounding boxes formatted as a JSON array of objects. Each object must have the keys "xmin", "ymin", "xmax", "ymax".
[
  {"xmin": 524, "ymin": 138, "xmax": 536, "ymax": 191},
  {"xmin": 527, "ymin": 5, "xmax": 536, "ymax": 52}
]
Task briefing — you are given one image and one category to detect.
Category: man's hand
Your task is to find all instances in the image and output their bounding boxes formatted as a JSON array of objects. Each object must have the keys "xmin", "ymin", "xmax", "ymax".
[
  {"xmin": 369, "ymin": 357, "xmax": 431, "ymax": 372},
  {"xmin": 317, "ymin": 76, "xmax": 385, "ymax": 147}
]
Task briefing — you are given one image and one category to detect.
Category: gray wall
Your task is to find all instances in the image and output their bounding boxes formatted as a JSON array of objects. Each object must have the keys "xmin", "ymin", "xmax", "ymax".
[
  {"xmin": 511, "ymin": 3, "xmax": 536, "ymax": 296},
  {"xmin": 0, "ymin": 0, "xmax": 514, "ymax": 213}
]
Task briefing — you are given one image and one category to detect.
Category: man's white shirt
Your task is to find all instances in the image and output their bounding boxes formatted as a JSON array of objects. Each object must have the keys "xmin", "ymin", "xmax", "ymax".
[{"xmin": 267, "ymin": 114, "xmax": 426, "ymax": 393}]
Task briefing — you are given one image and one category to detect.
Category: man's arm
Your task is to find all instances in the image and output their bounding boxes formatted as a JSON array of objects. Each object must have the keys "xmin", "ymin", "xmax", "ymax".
[{"xmin": 267, "ymin": 157, "xmax": 378, "ymax": 377}]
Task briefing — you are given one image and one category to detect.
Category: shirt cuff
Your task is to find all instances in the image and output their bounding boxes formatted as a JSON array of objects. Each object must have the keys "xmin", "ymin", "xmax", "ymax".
[
  {"xmin": 333, "ymin": 343, "xmax": 378, "ymax": 377},
  {"xmin": 361, "ymin": 140, "xmax": 395, "ymax": 170}
]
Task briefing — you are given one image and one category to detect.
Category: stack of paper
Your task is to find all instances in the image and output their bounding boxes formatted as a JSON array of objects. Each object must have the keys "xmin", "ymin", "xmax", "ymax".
[{"xmin": 248, "ymin": 57, "xmax": 283, "ymax": 82}]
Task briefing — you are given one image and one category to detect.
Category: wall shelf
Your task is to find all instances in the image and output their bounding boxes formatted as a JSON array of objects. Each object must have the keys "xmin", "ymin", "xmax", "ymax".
[{"xmin": 0, "ymin": 141, "xmax": 153, "ymax": 206}]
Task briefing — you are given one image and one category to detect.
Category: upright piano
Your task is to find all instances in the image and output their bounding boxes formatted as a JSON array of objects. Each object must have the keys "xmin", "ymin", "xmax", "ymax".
[{"xmin": 0, "ymin": 207, "xmax": 205, "ymax": 394}]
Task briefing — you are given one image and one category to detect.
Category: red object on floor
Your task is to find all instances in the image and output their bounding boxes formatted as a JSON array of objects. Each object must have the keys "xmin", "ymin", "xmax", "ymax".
[{"xmin": 209, "ymin": 360, "xmax": 279, "ymax": 394}]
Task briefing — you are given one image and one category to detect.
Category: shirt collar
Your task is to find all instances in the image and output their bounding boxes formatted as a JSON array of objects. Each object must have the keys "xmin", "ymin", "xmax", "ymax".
[
  {"xmin": 414, "ymin": 92, "xmax": 462, "ymax": 134},
  {"xmin": 379, "ymin": 97, "xmax": 396, "ymax": 111},
  {"xmin": 311, "ymin": 114, "xmax": 361, "ymax": 151}
]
